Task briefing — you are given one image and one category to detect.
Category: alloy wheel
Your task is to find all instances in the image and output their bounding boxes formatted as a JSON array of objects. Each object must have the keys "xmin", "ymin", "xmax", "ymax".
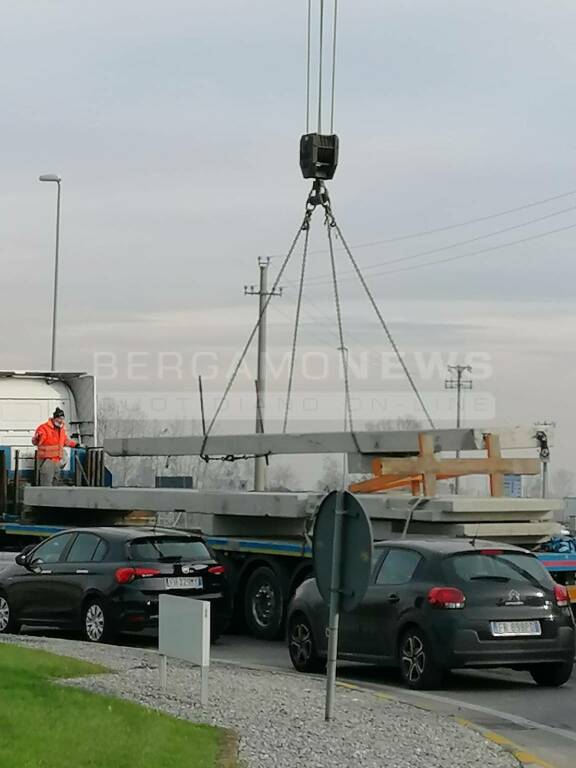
[
  {"xmin": 289, "ymin": 621, "xmax": 313, "ymax": 666},
  {"xmin": 0, "ymin": 597, "xmax": 9, "ymax": 632},
  {"xmin": 401, "ymin": 634, "xmax": 426, "ymax": 684},
  {"xmin": 85, "ymin": 603, "xmax": 105, "ymax": 642}
]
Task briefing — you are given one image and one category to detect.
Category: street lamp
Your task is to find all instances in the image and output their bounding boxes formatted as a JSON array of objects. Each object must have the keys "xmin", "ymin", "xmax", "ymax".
[{"xmin": 39, "ymin": 174, "xmax": 62, "ymax": 370}]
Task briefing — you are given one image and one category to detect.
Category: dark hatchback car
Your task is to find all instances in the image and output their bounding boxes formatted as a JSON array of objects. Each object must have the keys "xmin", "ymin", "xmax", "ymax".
[
  {"xmin": 0, "ymin": 527, "xmax": 231, "ymax": 643},
  {"xmin": 288, "ymin": 539, "xmax": 575, "ymax": 689}
]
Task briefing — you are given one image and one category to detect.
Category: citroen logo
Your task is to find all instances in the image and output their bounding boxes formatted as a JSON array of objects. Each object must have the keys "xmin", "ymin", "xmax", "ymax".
[{"xmin": 503, "ymin": 589, "xmax": 524, "ymax": 606}]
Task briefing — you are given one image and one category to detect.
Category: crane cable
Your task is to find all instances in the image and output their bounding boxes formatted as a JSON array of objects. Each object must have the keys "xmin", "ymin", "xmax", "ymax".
[
  {"xmin": 283, "ymin": 226, "xmax": 310, "ymax": 431},
  {"xmin": 333, "ymin": 215, "xmax": 436, "ymax": 429},
  {"xmin": 330, "ymin": 0, "xmax": 338, "ymax": 133},
  {"xmin": 306, "ymin": 0, "xmax": 311, "ymax": 132},
  {"xmin": 199, "ymin": 215, "xmax": 308, "ymax": 457}
]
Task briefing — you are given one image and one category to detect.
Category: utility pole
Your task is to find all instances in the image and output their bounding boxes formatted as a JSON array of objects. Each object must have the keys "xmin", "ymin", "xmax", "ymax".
[
  {"xmin": 534, "ymin": 421, "xmax": 554, "ymax": 499},
  {"xmin": 445, "ymin": 365, "xmax": 473, "ymax": 494},
  {"xmin": 245, "ymin": 258, "xmax": 282, "ymax": 491}
]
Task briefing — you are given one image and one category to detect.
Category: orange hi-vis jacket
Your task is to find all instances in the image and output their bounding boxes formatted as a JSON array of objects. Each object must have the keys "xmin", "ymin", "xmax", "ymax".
[{"xmin": 32, "ymin": 420, "xmax": 77, "ymax": 462}]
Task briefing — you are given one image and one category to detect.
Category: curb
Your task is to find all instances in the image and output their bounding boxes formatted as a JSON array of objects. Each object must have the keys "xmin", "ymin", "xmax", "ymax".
[
  {"xmin": 335, "ymin": 680, "xmax": 557, "ymax": 768},
  {"xmin": 456, "ymin": 719, "xmax": 556, "ymax": 768}
]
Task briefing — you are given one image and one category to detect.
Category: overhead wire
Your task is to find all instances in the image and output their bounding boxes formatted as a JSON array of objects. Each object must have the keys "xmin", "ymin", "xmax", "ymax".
[
  {"xmin": 266, "ymin": 186, "xmax": 576, "ymax": 262},
  {"xmin": 358, "ymin": 218, "xmax": 576, "ymax": 279},
  {"xmin": 293, "ymin": 202, "xmax": 576, "ymax": 287}
]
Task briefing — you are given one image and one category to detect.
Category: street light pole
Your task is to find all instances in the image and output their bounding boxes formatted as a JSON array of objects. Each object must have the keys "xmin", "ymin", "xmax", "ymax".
[{"xmin": 39, "ymin": 174, "xmax": 62, "ymax": 371}]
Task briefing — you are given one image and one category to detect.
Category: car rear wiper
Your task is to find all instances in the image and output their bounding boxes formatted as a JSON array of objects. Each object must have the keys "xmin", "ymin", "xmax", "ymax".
[
  {"xmin": 493, "ymin": 557, "xmax": 546, "ymax": 591},
  {"xmin": 470, "ymin": 575, "xmax": 510, "ymax": 582}
]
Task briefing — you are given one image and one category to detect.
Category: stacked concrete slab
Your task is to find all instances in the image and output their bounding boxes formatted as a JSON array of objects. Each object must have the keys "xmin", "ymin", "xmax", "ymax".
[{"xmin": 23, "ymin": 486, "xmax": 563, "ymax": 545}]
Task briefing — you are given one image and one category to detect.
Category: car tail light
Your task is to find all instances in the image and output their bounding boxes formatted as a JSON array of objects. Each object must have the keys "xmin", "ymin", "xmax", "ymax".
[
  {"xmin": 208, "ymin": 565, "xmax": 226, "ymax": 576},
  {"xmin": 428, "ymin": 587, "xmax": 466, "ymax": 609},
  {"xmin": 554, "ymin": 583, "xmax": 570, "ymax": 608},
  {"xmin": 479, "ymin": 549, "xmax": 503, "ymax": 556},
  {"xmin": 115, "ymin": 567, "xmax": 161, "ymax": 584}
]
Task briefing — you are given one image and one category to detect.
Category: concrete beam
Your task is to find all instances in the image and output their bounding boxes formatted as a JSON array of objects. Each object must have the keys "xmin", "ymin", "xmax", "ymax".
[{"xmin": 104, "ymin": 428, "xmax": 484, "ymax": 458}]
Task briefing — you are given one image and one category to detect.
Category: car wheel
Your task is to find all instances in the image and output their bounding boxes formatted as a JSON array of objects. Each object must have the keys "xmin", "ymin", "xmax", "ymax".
[
  {"xmin": 529, "ymin": 661, "xmax": 574, "ymax": 688},
  {"xmin": 399, "ymin": 628, "xmax": 444, "ymax": 690},
  {"xmin": 82, "ymin": 599, "xmax": 112, "ymax": 644},
  {"xmin": 244, "ymin": 566, "xmax": 287, "ymax": 640},
  {"xmin": 288, "ymin": 614, "xmax": 325, "ymax": 673},
  {"xmin": 0, "ymin": 593, "xmax": 20, "ymax": 635}
]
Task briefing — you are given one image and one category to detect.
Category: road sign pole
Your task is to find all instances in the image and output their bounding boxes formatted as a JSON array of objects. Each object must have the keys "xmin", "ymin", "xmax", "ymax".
[{"xmin": 324, "ymin": 490, "xmax": 344, "ymax": 721}]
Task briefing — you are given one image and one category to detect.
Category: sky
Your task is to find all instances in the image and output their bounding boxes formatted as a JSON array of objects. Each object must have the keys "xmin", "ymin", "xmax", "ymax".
[{"xmin": 1, "ymin": 1, "xmax": 575, "ymax": 485}]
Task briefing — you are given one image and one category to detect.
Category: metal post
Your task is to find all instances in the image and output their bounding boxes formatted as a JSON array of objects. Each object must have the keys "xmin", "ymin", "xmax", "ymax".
[
  {"xmin": 51, "ymin": 181, "xmax": 61, "ymax": 371},
  {"xmin": 200, "ymin": 666, "xmax": 209, "ymax": 707},
  {"xmin": 542, "ymin": 460, "xmax": 548, "ymax": 499},
  {"xmin": 325, "ymin": 490, "xmax": 344, "ymax": 721},
  {"xmin": 12, "ymin": 450, "xmax": 20, "ymax": 516},
  {"xmin": 159, "ymin": 654, "xmax": 167, "ymax": 690}
]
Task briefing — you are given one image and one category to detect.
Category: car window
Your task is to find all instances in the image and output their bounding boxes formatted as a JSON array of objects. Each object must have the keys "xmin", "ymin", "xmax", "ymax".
[
  {"xmin": 66, "ymin": 533, "xmax": 102, "ymax": 563},
  {"xmin": 444, "ymin": 552, "xmax": 553, "ymax": 586},
  {"xmin": 376, "ymin": 549, "xmax": 422, "ymax": 585},
  {"xmin": 92, "ymin": 538, "xmax": 108, "ymax": 562},
  {"xmin": 128, "ymin": 536, "xmax": 210, "ymax": 562},
  {"xmin": 32, "ymin": 533, "xmax": 75, "ymax": 564}
]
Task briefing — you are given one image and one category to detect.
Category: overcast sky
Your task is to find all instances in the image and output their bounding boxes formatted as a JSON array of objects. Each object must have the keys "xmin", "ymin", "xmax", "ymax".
[{"xmin": 1, "ymin": 1, "xmax": 575, "ymax": 480}]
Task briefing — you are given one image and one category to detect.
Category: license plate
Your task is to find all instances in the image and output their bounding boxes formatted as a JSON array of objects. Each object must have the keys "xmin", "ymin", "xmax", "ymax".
[
  {"xmin": 490, "ymin": 620, "xmax": 541, "ymax": 637},
  {"xmin": 166, "ymin": 576, "xmax": 203, "ymax": 590}
]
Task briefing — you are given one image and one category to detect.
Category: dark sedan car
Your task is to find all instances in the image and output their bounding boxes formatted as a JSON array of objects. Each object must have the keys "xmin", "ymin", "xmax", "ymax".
[
  {"xmin": 288, "ymin": 539, "xmax": 575, "ymax": 689},
  {"xmin": 0, "ymin": 527, "xmax": 231, "ymax": 643}
]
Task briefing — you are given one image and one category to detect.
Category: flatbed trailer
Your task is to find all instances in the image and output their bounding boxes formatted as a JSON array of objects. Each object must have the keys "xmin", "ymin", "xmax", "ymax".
[
  {"xmin": 2, "ymin": 518, "xmax": 575, "ymax": 639},
  {"xmin": 2, "ymin": 425, "xmax": 574, "ymax": 639}
]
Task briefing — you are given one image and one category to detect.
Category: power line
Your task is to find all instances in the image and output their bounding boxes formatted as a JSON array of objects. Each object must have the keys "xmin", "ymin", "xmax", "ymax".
[
  {"xmin": 266, "ymin": 186, "xmax": 576, "ymax": 262},
  {"xmin": 353, "ymin": 218, "xmax": 576, "ymax": 280},
  {"xmin": 291, "ymin": 202, "xmax": 576, "ymax": 288}
]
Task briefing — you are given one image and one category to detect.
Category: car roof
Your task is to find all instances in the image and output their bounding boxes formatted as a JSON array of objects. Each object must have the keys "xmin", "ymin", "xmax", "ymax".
[
  {"xmin": 54, "ymin": 526, "xmax": 205, "ymax": 542},
  {"xmin": 373, "ymin": 537, "xmax": 530, "ymax": 555}
]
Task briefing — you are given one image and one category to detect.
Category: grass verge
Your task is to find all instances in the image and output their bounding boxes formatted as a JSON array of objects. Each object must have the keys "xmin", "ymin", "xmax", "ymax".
[{"xmin": 0, "ymin": 643, "xmax": 235, "ymax": 768}]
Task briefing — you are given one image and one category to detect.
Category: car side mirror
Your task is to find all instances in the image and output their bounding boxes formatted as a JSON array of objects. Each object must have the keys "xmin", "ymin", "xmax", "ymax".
[{"xmin": 15, "ymin": 545, "xmax": 36, "ymax": 568}]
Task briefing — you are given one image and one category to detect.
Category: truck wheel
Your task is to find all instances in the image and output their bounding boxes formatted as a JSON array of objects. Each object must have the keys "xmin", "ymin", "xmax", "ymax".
[
  {"xmin": 0, "ymin": 593, "xmax": 20, "ymax": 635},
  {"xmin": 244, "ymin": 566, "xmax": 287, "ymax": 640},
  {"xmin": 529, "ymin": 661, "xmax": 574, "ymax": 687}
]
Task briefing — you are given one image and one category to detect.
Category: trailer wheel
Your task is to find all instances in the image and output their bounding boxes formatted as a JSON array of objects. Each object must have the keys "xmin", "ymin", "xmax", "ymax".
[{"xmin": 244, "ymin": 566, "xmax": 287, "ymax": 640}]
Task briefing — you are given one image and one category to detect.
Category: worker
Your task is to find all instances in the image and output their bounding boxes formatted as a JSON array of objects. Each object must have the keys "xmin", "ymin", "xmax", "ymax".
[{"xmin": 32, "ymin": 408, "xmax": 80, "ymax": 486}]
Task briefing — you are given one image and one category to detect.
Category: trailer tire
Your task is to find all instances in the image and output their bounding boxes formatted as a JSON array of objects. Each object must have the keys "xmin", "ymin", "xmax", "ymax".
[{"xmin": 244, "ymin": 565, "xmax": 287, "ymax": 640}]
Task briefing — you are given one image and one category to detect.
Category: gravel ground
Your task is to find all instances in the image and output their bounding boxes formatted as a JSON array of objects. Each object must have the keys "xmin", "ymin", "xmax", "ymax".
[{"xmin": 0, "ymin": 634, "xmax": 518, "ymax": 768}]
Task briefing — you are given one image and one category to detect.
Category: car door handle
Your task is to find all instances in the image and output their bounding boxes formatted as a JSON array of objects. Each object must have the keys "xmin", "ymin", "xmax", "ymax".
[
  {"xmin": 387, "ymin": 593, "xmax": 400, "ymax": 604},
  {"xmin": 75, "ymin": 570, "xmax": 89, "ymax": 575}
]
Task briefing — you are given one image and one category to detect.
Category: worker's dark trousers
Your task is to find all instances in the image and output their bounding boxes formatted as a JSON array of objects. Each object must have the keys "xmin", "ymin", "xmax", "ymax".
[{"xmin": 39, "ymin": 460, "xmax": 61, "ymax": 486}]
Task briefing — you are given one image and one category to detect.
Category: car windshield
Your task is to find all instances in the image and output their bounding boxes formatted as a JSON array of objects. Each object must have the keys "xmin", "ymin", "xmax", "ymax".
[
  {"xmin": 128, "ymin": 537, "xmax": 210, "ymax": 563},
  {"xmin": 444, "ymin": 551, "xmax": 553, "ymax": 588}
]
